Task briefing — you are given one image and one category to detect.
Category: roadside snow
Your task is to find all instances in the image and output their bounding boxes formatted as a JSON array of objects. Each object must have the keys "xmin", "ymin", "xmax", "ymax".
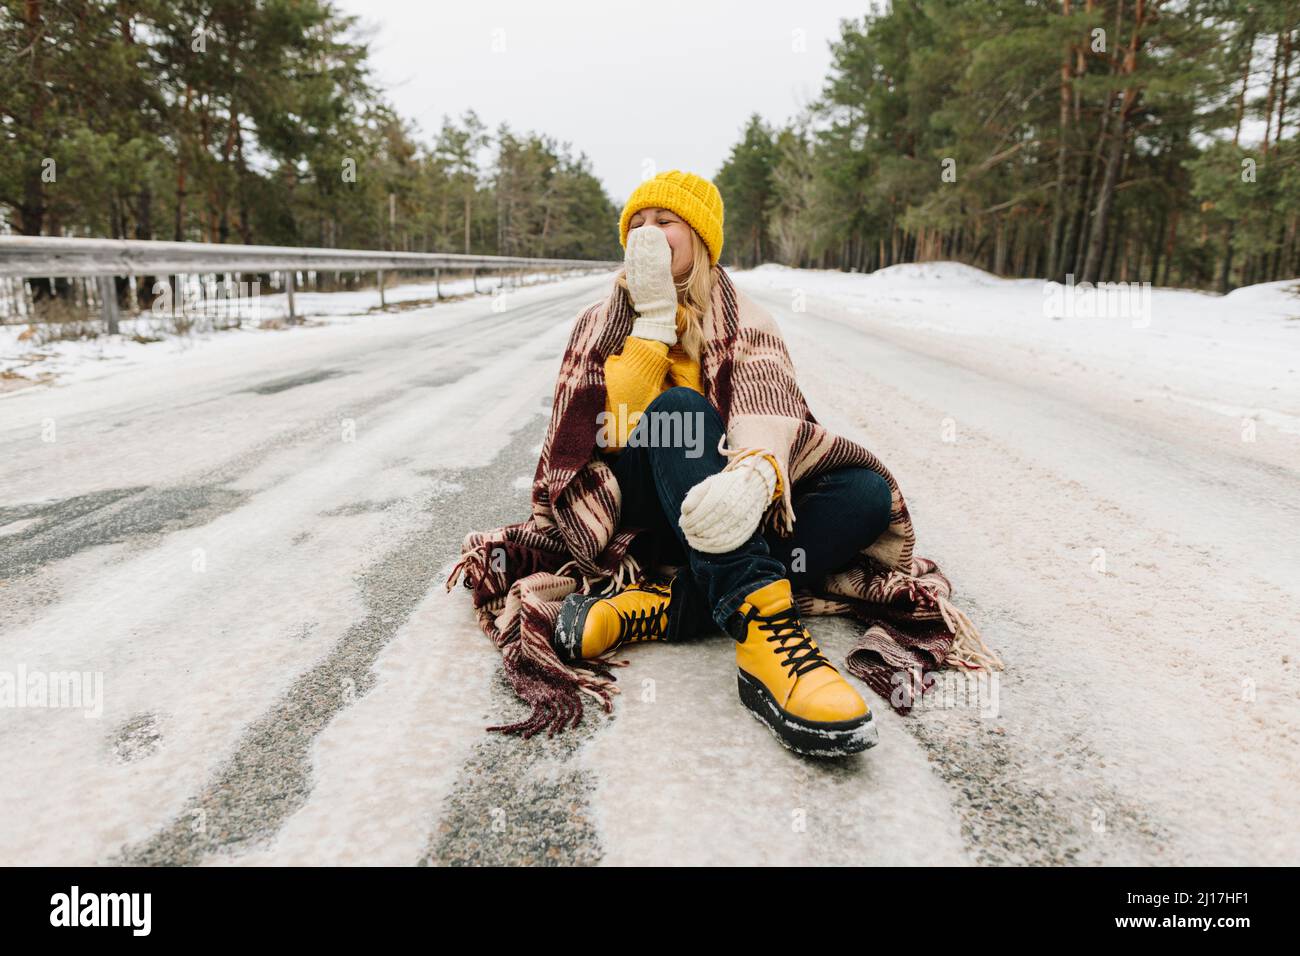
[
  {"xmin": 745, "ymin": 262, "xmax": 1300, "ymax": 436},
  {"xmin": 0, "ymin": 270, "xmax": 596, "ymax": 393}
]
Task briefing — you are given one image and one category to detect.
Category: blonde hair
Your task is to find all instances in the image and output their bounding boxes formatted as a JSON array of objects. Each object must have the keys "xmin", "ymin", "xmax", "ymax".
[{"xmin": 615, "ymin": 228, "xmax": 714, "ymax": 365}]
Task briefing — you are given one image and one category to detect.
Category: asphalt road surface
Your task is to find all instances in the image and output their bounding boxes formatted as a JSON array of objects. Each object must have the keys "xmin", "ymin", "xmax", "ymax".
[{"xmin": 2, "ymin": 271, "xmax": 1296, "ymax": 865}]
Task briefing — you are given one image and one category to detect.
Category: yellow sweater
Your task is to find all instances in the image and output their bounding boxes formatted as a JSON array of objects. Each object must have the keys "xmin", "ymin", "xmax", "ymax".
[{"xmin": 601, "ymin": 336, "xmax": 703, "ymax": 452}]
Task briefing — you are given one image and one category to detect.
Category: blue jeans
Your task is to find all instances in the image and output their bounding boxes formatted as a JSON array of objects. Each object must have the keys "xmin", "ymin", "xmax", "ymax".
[{"xmin": 606, "ymin": 386, "xmax": 893, "ymax": 638}]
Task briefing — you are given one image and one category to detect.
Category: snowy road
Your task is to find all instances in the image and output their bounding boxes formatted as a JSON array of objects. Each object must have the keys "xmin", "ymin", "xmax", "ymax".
[{"xmin": 2, "ymin": 268, "xmax": 1297, "ymax": 865}]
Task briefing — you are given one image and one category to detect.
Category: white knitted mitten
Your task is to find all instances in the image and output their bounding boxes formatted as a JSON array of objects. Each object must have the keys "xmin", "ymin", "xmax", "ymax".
[
  {"xmin": 679, "ymin": 451, "xmax": 780, "ymax": 554},
  {"xmin": 624, "ymin": 225, "xmax": 678, "ymax": 345}
]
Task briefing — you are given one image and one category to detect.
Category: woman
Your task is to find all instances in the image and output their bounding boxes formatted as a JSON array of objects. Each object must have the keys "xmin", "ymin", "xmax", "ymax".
[
  {"xmin": 446, "ymin": 170, "xmax": 997, "ymax": 759},
  {"xmin": 554, "ymin": 184, "xmax": 897, "ymax": 758}
]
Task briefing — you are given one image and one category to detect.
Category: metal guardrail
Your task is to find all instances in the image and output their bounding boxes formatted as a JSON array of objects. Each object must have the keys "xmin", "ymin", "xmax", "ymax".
[
  {"xmin": 0, "ymin": 236, "xmax": 620, "ymax": 328},
  {"xmin": 0, "ymin": 236, "xmax": 619, "ymax": 278}
]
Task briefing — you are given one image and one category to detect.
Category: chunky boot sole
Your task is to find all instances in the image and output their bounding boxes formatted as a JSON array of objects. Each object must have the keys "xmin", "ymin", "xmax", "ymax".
[
  {"xmin": 737, "ymin": 669, "xmax": 878, "ymax": 758},
  {"xmin": 553, "ymin": 592, "xmax": 601, "ymax": 662}
]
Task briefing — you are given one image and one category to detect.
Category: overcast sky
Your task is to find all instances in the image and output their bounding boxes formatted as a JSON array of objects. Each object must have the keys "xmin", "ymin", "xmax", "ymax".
[{"xmin": 333, "ymin": 0, "xmax": 877, "ymax": 206}]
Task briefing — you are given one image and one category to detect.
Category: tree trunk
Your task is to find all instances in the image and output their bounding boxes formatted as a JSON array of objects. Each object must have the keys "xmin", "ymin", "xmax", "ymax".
[
  {"xmin": 1263, "ymin": 29, "xmax": 1281, "ymax": 154},
  {"xmin": 1083, "ymin": 0, "xmax": 1145, "ymax": 284},
  {"xmin": 463, "ymin": 185, "xmax": 472, "ymax": 254},
  {"xmin": 1047, "ymin": 0, "xmax": 1074, "ymax": 280},
  {"xmin": 1219, "ymin": 221, "xmax": 1236, "ymax": 294},
  {"xmin": 174, "ymin": 85, "xmax": 192, "ymax": 241}
]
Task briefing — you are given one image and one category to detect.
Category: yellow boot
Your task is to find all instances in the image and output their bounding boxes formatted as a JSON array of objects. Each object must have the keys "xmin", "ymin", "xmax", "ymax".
[
  {"xmin": 553, "ymin": 578, "xmax": 675, "ymax": 662},
  {"xmin": 727, "ymin": 578, "xmax": 877, "ymax": 757}
]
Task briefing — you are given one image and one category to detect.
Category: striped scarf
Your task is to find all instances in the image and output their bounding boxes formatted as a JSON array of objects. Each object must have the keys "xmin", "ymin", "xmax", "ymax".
[{"xmin": 445, "ymin": 266, "xmax": 1002, "ymax": 737}]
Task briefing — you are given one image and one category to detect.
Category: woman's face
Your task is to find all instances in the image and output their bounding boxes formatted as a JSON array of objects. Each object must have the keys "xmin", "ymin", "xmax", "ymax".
[{"xmin": 627, "ymin": 206, "xmax": 695, "ymax": 279}]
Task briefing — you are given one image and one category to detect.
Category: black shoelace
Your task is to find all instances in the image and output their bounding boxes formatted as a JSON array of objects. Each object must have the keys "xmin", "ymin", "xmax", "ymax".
[
  {"xmin": 617, "ymin": 604, "xmax": 669, "ymax": 643},
  {"xmin": 744, "ymin": 604, "xmax": 830, "ymax": 677},
  {"xmin": 616, "ymin": 584, "xmax": 672, "ymax": 643}
]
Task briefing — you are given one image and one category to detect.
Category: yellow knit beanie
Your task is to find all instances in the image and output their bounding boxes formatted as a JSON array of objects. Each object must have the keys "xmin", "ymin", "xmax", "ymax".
[{"xmin": 619, "ymin": 170, "xmax": 724, "ymax": 266}]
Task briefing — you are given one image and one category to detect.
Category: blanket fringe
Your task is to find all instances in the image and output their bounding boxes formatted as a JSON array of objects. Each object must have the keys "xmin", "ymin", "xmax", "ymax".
[
  {"xmin": 934, "ymin": 592, "xmax": 1004, "ymax": 671},
  {"xmin": 861, "ymin": 565, "xmax": 1003, "ymax": 671},
  {"xmin": 552, "ymin": 551, "xmax": 642, "ymax": 597},
  {"xmin": 445, "ymin": 546, "xmax": 483, "ymax": 591},
  {"xmin": 598, "ymin": 551, "xmax": 642, "ymax": 595}
]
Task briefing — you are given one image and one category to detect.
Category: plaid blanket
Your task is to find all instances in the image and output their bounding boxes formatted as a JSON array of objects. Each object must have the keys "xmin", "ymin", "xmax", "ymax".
[{"xmin": 445, "ymin": 267, "xmax": 1001, "ymax": 736}]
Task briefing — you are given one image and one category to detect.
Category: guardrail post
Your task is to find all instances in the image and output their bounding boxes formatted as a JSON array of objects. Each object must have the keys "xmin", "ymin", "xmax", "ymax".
[
  {"xmin": 378, "ymin": 269, "xmax": 385, "ymax": 309},
  {"xmin": 472, "ymin": 268, "xmax": 479, "ymax": 294},
  {"xmin": 434, "ymin": 268, "xmax": 441, "ymax": 301},
  {"xmin": 285, "ymin": 269, "xmax": 297, "ymax": 323},
  {"xmin": 99, "ymin": 275, "xmax": 120, "ymax": 335}
]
